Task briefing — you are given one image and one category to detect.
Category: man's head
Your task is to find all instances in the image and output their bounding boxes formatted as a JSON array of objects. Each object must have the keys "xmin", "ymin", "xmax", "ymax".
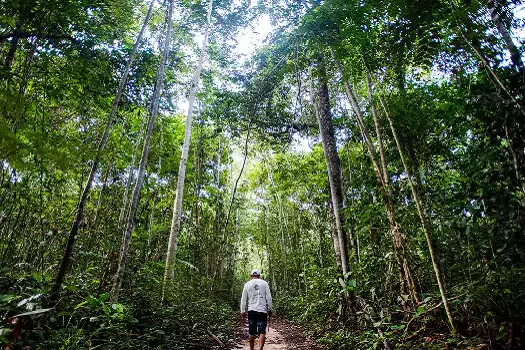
[{"xmin": 250, "ymin": 269, "xmax": 261, "ymax": 279}]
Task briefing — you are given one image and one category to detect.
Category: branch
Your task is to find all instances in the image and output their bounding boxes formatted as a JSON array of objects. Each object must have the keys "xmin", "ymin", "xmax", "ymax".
[{"xmin": 224, "ymin": 122, "xmax": 251, "ymax": 231}]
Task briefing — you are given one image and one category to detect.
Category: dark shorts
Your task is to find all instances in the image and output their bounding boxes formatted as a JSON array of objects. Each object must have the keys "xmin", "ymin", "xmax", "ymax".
[{"xmin": 248, "ymin": 311, "xmax": 267, "ymax": 336}]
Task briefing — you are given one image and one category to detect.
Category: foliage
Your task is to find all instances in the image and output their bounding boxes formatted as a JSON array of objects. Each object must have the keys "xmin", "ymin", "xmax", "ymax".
[{"xmin": 1, "ymin": 0, "xmax": 525, "ymax": 348}]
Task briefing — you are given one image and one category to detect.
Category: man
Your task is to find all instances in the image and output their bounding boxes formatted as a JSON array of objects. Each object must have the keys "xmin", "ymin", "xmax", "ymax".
[{"xmin": 240, "ymin": 269, "xmax": 273, "ymax": 350}]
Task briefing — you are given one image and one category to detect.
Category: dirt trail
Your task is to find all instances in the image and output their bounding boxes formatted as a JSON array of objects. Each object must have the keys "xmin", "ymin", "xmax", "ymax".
[
  {"xmin": 233, "ymin": 316, "xmax": 324, "ymax": 350},
  {"xmin": 235, "ymin": 326, "xmax": 286, "ymax": 350}
]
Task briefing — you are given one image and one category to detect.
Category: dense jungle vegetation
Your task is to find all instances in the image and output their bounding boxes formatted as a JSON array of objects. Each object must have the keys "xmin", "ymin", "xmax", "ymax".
[{"xmin": 0, "ymin": 0, "xmax": 524, "ymax": 348}]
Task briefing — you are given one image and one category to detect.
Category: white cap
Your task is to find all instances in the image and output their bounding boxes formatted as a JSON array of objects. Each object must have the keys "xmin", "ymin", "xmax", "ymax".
[{"xmin": 251, "ymin": 269, "xmax": 260, "ymax": 276}]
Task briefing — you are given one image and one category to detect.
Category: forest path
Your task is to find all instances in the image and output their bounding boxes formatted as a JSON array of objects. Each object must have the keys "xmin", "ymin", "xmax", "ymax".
[{"xmin": 233, "ymin": 316, "xmax": 324, "ymax": 350}]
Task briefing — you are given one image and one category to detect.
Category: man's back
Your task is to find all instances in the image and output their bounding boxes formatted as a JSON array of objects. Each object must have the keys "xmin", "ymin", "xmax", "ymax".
[{"xmin": 241, "ymin": 278, "xmax": 272, "ymax": 313}]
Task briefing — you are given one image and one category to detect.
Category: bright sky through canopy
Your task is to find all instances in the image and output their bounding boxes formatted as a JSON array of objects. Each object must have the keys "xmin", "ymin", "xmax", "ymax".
[
  {"xmin": 177, "ymin": 6, "xmax": 273, "ymax": 115},
  {"xmin": 233, "ymin": 14, "xmax": 273, "ymax": 59}
]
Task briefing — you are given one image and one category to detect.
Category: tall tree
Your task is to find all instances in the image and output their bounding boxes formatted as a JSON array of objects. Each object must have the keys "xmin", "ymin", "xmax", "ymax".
[
  {"xmin": 331, "ymin": 48, "xmax": 419, "ymax": 304},
  {"xmin": 49, "ymin": 0, "xmax": 156, "ymax": 303},
  {"xmin": 485, "ymin": 0, "xmax": 524, "ymax": 71},
  {"xmin": 163, "ymin": 0, "xmax": 213, "ymax": 297},
  {"xmin": 119, "ymin": 112, "xmax": 148, "ymax": 228},
  {"xmin": 314, "ymin": 53, "xmax": 349, "ymax": 276},
  {"xmin": 376, "ymin": 85, "xmax": 457, "ymax": 334},
  {"xmin": 111, "ymin": 0, "xmax": 174, "ymax": 301}
]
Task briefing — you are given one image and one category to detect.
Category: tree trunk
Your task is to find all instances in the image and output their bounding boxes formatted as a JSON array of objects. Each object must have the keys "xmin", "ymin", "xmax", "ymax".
[
  {"xmin": 146, "ymin": 191, "xmax": 158, "ymax": 260},
  {"xmin": 342, "ymin": 107, "xmax": 359, "ymax": 262},
  {"xmin": 224, "ymin": 123, "xmax": 251, "ymax": 231},
  {"xmin": 486, "ymin": 0, "xmax": 524, "ymax": 71},
  {"xmin": 194, "ymin": 130, "xmax": 204, "ymax": 236},
  {"xmin": 455, "ymin": 22, "xmax": 525, "ymax": 116},
  {"xmin": 214, "ymin": 135, "xmax": 221, "ymax": 232},
  {"xmin": 328, "ymin": 185, "xmax": 343, "ymax": 270},
  {"xmin": 111, "ymin": 0, "xmax": 173, "ymax": 301},
  {"xmin": 365, "ymin": 70, "xmax": 388, "ymax": 186},
  {"xmin": 329, "ymin": 49, "xmax": 384, "ymax": 188},
  {"xmin": 367, "ymin": 67, "xmax": 420, "ymax": 304},
  {"xmin": 92, "ymin": 168, "xmax": 109, "ymax": 230},
  {"xmin": 376, "ymin": 85, "xmax": 457, "ymax": 334},
  {"xmin": 119, "ymin": 112, "xmax": 147, "ymax": 228},
  {"xmin": 314, "ymin": 54, "xmax": 349, "ymax": 276},
  {"xmin": 162, "ymin": 0, "xmax": 213, "ymax": 297},
  {"xmin": 85, "ymin": 168, "xmax": 109, "ymax": 254},
  {"xmin": 309, "ymin": 65, "xmax": 345, "ymax": 272},
  {"xmin": 211, "ymin": 132, "xmax": 226, "ymax": 290},
  {"xmin": 146, "ymin": 119, "xmax": 164, "ymax": 260},
  {"xmin": 5, "ymin": 22, "xmax": 22, "ymax": 69},
  {"xmin": 49, "ymin": 0, "xmax": 156, "ymax": 304}
]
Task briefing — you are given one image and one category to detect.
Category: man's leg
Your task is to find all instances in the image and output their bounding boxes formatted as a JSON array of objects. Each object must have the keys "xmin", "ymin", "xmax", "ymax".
[
  {"xmin": 259, "ymin": 334, "xmax": 266, "ymax": 350},
  {"xmin": 248, "ymin": 311, "xmax": 256, "ymax": 350},
  {"xmin": 257, "ymin": 312, "xmax": 268, "ymax": 350},
  {"xmin": 249, "ymin": 335, "xmax": 255, "ymax": 350}
]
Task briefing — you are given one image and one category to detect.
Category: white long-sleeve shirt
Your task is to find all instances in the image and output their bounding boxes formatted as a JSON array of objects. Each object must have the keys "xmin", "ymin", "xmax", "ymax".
[{"xmin": 240, "ymin": 278, "xmax": 273, "ymax": 313}]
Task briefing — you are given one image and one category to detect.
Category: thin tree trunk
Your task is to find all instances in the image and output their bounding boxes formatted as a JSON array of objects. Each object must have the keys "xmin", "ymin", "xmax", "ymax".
[
  {"xmin": 49, "ymin": 0, "xmax": 156, "ymax": 303},
  {"xmin": 365, "ymin": 69, "xmax": 388, "ymax": 186},
  {"xmin": 342, "ymin": 110, "xmax": 359, "ymax": 262},
  {"xmin": 330, "ymin": 47, "xmax": 419, "ymax": 304},
  {"xmin": 111, "ymin": 0, "xmax": 173, "ymax": 301},
  {"xmin": 224, "ymin": 123, "xmax": 251, "ymax": 231},
  {"xmin": 162, "ymin": 0, "xmax": 213, "ymax": 297},
  {"xmin": 456, "ymin": 25, "xmax": 525, "ymax": 116},
  {"xmin": 147, "ymin": 119, "xmax": 164, "ymax": 259},
  {"xmin": 194, "ymin": 129, "xmax": 204, "ymax": 236},
  {"xmin": 231, "ymin": 209, "xmax": 239, "ymax": 301},
  {"xmin": 329, "ymin": 48, "xmax": 384, "ymax": 188},
  {"xmin": 332, "ymin": 48, "xmax": 419, "ymax": 304},
  {"xmin": 119, "ymin": 112, "xmax": 148, "ymax": 228},
  {"xmin": 212, "ymin": 135, "xmax": 224, "ymax": 289},
  {"xmin": 328, "ymin": 185, "xmax": 343, "ymax": 270},
  {"xmin": 213, "ymin": 136, "xmax": 222, "ymax": 235},
  {"xmin": 376, "ymin": 87, "xmax": 457, "ymax": 334},
  {"xmin": 85, "ymin": 168, "xmax": 109, "ymax": 254},
  {"xmin": 505, "ymin": 126, "xmax": 521, "ymax": 186},
  {"xmin": 314, "ymin": 54, "xmax": 349, "ymax": 276},
  {"xmin": 337, "ymin": 95, "xmax": 356, "ymax": 255},
  {"xmin": 147, "ymin": 191, "xmax": 158, "ymax": 260},
  {"xmin": 366, "ymin": 66, "xmax": 420, "ymax": 304},
  {"xmin": 92, "ymin": 168, "xmax": 109, "ymax": 230}
]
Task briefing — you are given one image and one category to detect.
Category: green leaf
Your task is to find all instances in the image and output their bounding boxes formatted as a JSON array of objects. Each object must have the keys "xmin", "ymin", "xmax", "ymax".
[
  {"xmin": 390, "ymin": 325, "xmax": 405, "ymax": 330},
  {"xmin": 13, "ymin": 308, "xmax": 52, "ymax": 317},
  {"xmin": 75, "ymin": 301, "xmax": 88, "ymax": 309},
  {"xmin": 0, "ymin": 294, "xmax": 21, "ymax": 305}
]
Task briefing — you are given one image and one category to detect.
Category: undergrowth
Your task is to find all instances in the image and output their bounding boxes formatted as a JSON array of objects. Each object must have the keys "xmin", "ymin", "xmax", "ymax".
[
  {"xmin": 273, "ymin": 265, "xmax": 525, "ymax": 350},
  {"xmin": 0, "ymin": 263, "xmax": 236, "ymax": 349}
]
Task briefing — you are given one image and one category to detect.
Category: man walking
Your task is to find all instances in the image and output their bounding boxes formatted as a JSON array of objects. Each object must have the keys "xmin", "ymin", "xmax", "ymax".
[{"xmin": 240, "ymin": 269, "xmax": 273, "ymax": 350}]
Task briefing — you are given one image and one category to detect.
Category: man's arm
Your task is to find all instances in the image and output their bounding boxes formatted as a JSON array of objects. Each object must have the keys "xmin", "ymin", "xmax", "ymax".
[
  {"xmin": 240, "ymin": 284, "xmax": 248, "ymax": 313},
  {"xmin": 266, "ymin": 283, "xmax": 273, "ymax": 312}
]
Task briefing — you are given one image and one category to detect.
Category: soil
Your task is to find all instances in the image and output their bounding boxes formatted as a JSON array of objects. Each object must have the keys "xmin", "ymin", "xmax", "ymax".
[{"xmin": 231, "ymin": 315, "xmax": 325, "ymax": 350}]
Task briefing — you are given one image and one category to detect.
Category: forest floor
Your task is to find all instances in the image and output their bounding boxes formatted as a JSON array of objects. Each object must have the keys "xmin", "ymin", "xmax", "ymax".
[{"xmin": 231, "ymin": 315, "xmax": 324, "ymax": 350}]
